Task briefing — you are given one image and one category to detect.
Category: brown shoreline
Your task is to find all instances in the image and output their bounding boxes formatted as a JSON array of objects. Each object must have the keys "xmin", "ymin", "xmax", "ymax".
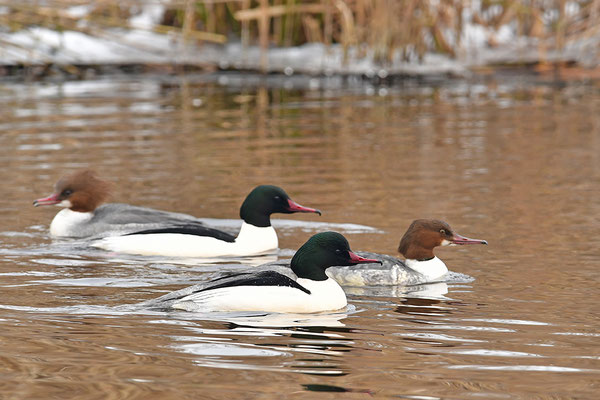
[{"xmin": 2, "ymin": 60, "xmax": 600, "ymax": 83}]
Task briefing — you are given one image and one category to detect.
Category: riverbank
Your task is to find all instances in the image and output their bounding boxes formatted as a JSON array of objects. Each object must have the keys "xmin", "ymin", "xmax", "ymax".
[{"xmin": 1, "ymin": 1, "xmax": 599, "ymax": 80}]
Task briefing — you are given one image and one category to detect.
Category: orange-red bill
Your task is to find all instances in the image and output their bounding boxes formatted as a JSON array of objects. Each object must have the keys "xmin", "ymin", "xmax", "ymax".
[
  {"xmin": 33, "ymin": 193, "xmax": 60, "ymax": 207},
  {"xmin": 348, "ymin": 251, "xmax": 381, "ymax": 264},
  {"xmin": 287, "ymin": 199, "xmax": 321, "ymax": 216},
  {"xmin": 451, "ymin": 233, "xmax": 488, "ymax": 245}
]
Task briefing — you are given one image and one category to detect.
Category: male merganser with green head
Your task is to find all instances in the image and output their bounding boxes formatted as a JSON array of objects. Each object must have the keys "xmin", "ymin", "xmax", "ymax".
[
  {"xmin": 93, "ymin": 184, "xmax": 321, "ymax": 257},
  {"xmin": 142, "ymin": 231, "xmax": 380, "ymax": 313}
]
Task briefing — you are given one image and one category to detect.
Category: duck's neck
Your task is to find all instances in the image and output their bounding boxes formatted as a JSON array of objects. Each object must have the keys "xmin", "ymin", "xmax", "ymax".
[
  {"xmin": 296, "ymin": 277, "xmax": 347, "ymax": 309},
  {"xmin": 292, "ymin": 262, "xmax": 329, "ymax": 281},
  {"xmin": 405, "ymin": 256, "xmax": 448, "ymax": 281},
  {"xmin": 290, "ymin": 250, "xmax": 329, "ymax": 281},
  {"xmin": 239, "ymin": 205, "xmax": 271, "ymax": 228},
  {"xmin": 233, "ymin": 222, "xmax": 278, "ymax": 254},
  {"xmin": 50, "ymin": 208, "xmax": 94, "ymax": 237}
]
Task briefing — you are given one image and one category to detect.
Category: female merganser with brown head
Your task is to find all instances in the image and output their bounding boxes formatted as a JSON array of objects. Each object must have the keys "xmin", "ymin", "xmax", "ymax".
[
  {"xmin": 326, "ymin": 219, "xmax": 487, "ymax": 286},
  {"xmin": 34, "ymin": 170, "xmax": 214, "ymax": 238},
  {"xmin": 142, "ymin": 231, "xmax": 380, "ymax": 313}
]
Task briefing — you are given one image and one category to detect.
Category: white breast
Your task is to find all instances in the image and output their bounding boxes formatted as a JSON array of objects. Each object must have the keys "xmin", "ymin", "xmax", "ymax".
[
  {"xmin": 172, "ymin": 277, "xmax": 347, "ymax": 313},
  {"xmin": 92, "ymin": 222, "xmax": 278, "ymax": 257},
  {"xmin": 405, "ymin": 256, "xmax": 448, "ymax": 282},
  {"xmin": 50, "ymin": 209, "xmax": 94, "ymax": 237}
]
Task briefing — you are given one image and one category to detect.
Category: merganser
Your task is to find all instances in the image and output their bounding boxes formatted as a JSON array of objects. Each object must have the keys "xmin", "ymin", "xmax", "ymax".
[
  {"xmin": 33, "ymin": 170, "xmax": 208, "ymax": 238},
  {"xmin": 141, "ymin": 232, "xmax": 380, "ymax": 313},
  {"xmin": 92, "ymin": 185, "xmax": 321, "ymax": 257},
  {"xmin": 326, "ymin": 219, "xmax": 487, "ymax": 286}
]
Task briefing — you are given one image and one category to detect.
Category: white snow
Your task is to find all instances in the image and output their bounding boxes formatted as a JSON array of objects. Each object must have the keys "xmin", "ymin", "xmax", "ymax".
[
  {"xmin": 0, "ymin": 2, "xmax": 597, "ymax": 75},
  {"xmin": 129, "ymin": 3, "xmax": 166, "ymax": 30}
]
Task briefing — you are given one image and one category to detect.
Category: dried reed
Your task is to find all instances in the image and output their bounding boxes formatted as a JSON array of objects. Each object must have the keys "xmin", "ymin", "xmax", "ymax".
[{"xmin": 1, "ymin": 0, "xmax": 599, "ymax": 70}]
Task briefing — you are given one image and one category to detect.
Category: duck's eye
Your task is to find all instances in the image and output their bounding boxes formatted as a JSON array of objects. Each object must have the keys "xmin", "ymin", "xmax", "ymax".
[
  {"xmin": 274, "ymin": 196, "xmax": 281, "ymax": 201},
  {"xmin": 62, "ymin": 189, "xmax": 73, "ymax": 197},
  {"xmin": 335, "ymin": 249, "xmax": 342, "ymax": 254},
  {"xmin": 440, "ymin": 229, "xmax": 447, "ymax": 235}
]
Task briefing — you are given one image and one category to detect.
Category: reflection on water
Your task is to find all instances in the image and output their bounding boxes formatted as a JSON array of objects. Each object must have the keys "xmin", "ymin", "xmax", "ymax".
[
  {"xmin": 164, "ymin": 310, "xmax": 352, "ymax": 375},
  {"xmin": 346, "ymin": 281, "xmax": 451, "ymax": 300},
  {"xmin": 0, "ymin": 73, "xmax": 599, "ymax": 398}
]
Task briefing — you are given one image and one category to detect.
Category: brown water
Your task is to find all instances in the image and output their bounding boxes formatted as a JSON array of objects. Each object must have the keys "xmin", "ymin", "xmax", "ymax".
[{"xmin": 0, "ymin": 73, "xmax": 599, "ymax": 399}]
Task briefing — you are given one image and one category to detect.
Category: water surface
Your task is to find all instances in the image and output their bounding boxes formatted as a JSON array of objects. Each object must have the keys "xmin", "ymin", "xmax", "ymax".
[{"xmin": 0, "ymin": 73, "xmax": 599, "ymax": 398}]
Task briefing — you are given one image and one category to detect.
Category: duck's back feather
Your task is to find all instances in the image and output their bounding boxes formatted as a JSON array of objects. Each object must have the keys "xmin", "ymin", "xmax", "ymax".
[
  {"xmin": 124, "ymin": 224, "xmax": 236, "ymax": 243},
  {"xmin": 257, "ymin": 252, "xmax": 429, "ymax": 286},
  {"xmin": 92, "ymin": 203, "xmax": 205, "ymax": 226},
  {"xmin": 328, "ymin": 251, "xmax": 429, "ymax": 286},
  {"xmin": 142, "ymin": 271, "xmax": 310, "ymax": 310},
  {"xmin": 58, "ymin": 203, "xmax": 210, "ymax": 238}
]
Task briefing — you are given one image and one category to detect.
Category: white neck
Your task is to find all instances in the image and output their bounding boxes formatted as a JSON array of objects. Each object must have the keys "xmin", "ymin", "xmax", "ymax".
[
  {"xmin": 233, "ymin": 222, "xmax": 279, "ymax": 255},
  {"xmin": 50, "ymin": 208, "xmax": 93, "ymax": 237},
  {"xmin": 405, "ymin": 256, "xmax": 448, "ymax": 282},
  {"xmin": 296, "ymin": 277, "xmax": 347, "ymax": 311}
]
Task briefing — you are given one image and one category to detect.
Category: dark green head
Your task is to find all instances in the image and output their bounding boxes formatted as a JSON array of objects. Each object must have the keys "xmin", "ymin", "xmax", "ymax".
[
  {"xmin": 291, "ymin": 231, "xmax": 380, "ymax": 281},
  {"xmin": 239, "ymin": 185, "xmax": 321, "ymax": 227}
]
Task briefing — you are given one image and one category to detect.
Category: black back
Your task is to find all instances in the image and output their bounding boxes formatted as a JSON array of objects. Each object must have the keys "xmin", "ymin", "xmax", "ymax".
[
  {"xmin": 192, "ymin": 270, "xmax": 310, "ymax": 295},
  {"xmin": 142, "ymin": 270, "xmax": 311, "ymax": 310},
  {"xmin": 124, "ymin": 224, "xmax": 236, "ymax": 243}
]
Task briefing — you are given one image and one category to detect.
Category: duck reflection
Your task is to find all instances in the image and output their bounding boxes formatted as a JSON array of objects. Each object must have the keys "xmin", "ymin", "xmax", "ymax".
[
  {"xmin": 161, "ymin": 309, "xmax": 353, "ymax": 375},
  {"xmin": 391, "ymin": 284, "xmax": 465, "ymax": 320},
  {"xmin": 345, "ymin": 281, "xmax": 450, "ymax": 300}
]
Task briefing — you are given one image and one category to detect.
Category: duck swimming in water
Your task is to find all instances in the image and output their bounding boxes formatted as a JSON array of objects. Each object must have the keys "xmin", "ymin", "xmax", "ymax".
[
  {"xmin": 92, "ymin": 184, "xmax": 321, "ymax": 257},
  {"xmin": 327, "ymin": 219, "xmax": 487, "ymax": 286},
  {"xmin": 142, "ymin": 231, "xmax": 380, "ymax": 313},
  {"xmin": 34, "ymin": 170, "xmax": 207, "ymax": 238}
]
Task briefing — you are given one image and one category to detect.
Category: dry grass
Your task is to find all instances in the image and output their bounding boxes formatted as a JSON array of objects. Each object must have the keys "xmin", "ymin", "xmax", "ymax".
[{"xmin": 1, "ymin": 0, "xmax": 599, "ymax": 70}]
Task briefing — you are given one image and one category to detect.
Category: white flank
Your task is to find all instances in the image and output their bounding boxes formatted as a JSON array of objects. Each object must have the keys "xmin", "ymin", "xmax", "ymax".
[
  {"xmin": 92, "ymin": 222, "xmax": 278, "ymax": 257},
  {"xmin": 172, "ymin": 277, "xmax": 347, "ymax": 313},
  {"xmin": 405, "ymin": 256, "xmax": 448, "ymax": 282},
  {"xmin": 50, "ymin": 208, "xmax": 93, "ymax": 237}
]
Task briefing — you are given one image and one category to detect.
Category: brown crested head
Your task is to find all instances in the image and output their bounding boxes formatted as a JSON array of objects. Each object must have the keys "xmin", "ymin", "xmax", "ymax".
[
  {"xmin": 33, "ymin": 170, "xmax": 112, "ymax": 212},
  {"xmin": 397, "ymin": 219, "xmax": 487, "ymax": 261}
]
